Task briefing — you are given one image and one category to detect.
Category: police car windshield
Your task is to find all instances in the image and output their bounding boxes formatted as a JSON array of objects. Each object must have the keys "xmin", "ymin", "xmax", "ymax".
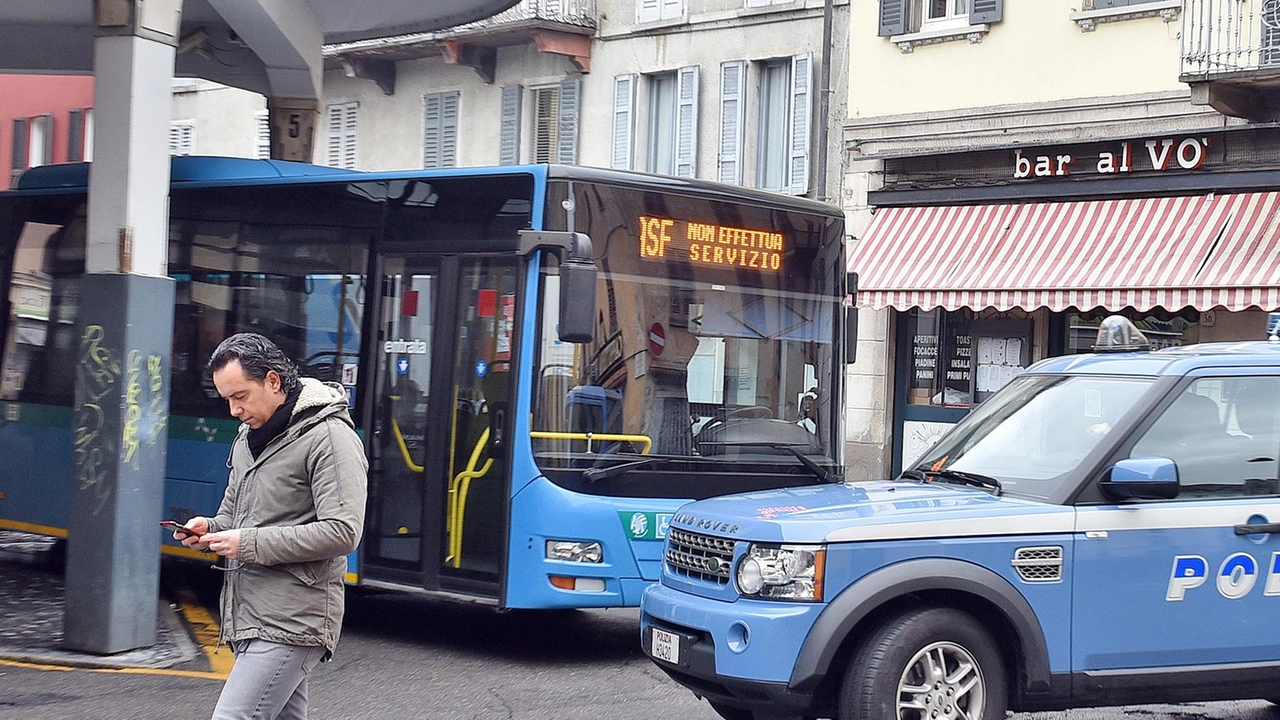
[{"xmin": 912, "ymin": 374, "xmax": 1155, "ymax": 501}]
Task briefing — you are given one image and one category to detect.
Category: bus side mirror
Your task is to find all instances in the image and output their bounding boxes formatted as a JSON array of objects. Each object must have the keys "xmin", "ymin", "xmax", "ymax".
[
  {"xmin": 517, "ymin": 230, "xmax": 597, "ymax": 344},
  {"xmin": 559, "ymin": 259, "xmax": 596, "ymax": 344},
  {"xmin": 845, "ymin": 272, "xmax": 858, "ymax": 364}
]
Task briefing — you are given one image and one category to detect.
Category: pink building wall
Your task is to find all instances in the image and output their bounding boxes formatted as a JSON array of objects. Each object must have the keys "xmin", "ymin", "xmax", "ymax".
[{"xmin": 0, "ymin": 75, "xmax": 96, "ymax": 190}]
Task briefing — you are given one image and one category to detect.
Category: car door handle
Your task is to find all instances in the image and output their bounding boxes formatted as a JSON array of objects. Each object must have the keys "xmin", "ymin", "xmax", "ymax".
[{"xmin": 1234, "ymin": 523, "xmax": 1280, "ymax": 535}]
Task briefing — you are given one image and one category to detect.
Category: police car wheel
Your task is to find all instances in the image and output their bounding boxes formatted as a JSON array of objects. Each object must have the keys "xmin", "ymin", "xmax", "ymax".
[{"xmin": 838, "ymin": 607, "xmax": 1008, "ymax": 720}]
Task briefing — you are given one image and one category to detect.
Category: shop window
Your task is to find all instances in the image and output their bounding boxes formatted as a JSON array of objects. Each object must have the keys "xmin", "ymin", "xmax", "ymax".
[
  {"xmin": 906, "ymin": 308, "xmax": 1031, "ymax": 408},
  {"xmin": 1065, "ymin": 310, "xmax": 1199, "ymax": 353}
]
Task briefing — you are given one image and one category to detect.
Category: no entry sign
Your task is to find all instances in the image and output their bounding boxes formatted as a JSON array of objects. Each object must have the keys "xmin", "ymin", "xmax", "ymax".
[{"xmin": 649, "ymin": 323, "xmax": 666, "ymax": 357}]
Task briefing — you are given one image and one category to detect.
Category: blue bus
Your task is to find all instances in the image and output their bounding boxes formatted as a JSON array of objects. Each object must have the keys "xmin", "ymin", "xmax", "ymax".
[{"xmin": 0, "ymin": 157, "xmax": 849, "ymax": 609}]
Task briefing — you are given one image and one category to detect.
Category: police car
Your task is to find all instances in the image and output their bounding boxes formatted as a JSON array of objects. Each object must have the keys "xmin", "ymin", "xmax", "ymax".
[{"xmin": 641, "ymin": 316, "xmax": 1280, "ymax": 720}]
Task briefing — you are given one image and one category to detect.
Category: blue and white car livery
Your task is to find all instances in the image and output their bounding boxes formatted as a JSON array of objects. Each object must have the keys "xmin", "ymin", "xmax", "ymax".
[{"xmin": 640, "ymin": 317, "xmax": 1280, "ymax": 720}]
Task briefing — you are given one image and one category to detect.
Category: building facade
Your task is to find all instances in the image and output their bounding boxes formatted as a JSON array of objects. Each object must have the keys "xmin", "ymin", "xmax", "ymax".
[
  {"xmin": 1, "ymin": 75, "xmax": 95, "ymax": 190},
  {"xmin": 842, "ymin": 0, "xmax": 1280, "ymax": 478},
  {"xmin": 317, "ymin": 0, "xmax": 849, "ymax": 205}
]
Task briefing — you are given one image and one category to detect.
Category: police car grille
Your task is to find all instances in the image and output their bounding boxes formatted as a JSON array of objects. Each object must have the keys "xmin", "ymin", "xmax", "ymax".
[
  {"xmin": 666, "ymin": 529, "xmax": 735, "ymax": 583},
  {"xmin": 1012, "ymin": 546, "xmax": 1063, "ymax": 583}
]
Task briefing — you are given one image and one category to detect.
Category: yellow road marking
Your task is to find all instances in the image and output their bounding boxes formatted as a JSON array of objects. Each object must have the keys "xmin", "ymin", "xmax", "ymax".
[
  {"xmin": 0, "ymin": 657, "xmax": 225, "ymax": 679},
  {"xmin": 178, "ymin": 600, "xmax": 234, "ymax": 677}
]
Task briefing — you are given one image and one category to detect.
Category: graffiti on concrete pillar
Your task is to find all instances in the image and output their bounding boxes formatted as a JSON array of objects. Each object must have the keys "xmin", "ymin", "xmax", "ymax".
[
  {"xmin": 74, "ymin": 325, "xmax": 119, "ymax": 513},
  {"xmin": 123, "ymin": 350, "xmax": 169, "ymax": 468}
]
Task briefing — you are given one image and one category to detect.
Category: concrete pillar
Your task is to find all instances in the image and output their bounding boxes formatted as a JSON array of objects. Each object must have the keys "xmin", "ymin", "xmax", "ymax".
[
  {"xmin": 267, "ymin": 97, "xmax": 320, "ymax": 161},
  {"xmin": 64, "ymin": 0, "xmax": 180, "ymax": 654}
]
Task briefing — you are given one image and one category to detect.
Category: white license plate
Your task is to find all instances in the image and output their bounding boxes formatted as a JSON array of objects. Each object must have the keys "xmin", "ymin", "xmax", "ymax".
[{"xmin": 651, "ymin": 627, "xmax": 681, "ymax": 665}]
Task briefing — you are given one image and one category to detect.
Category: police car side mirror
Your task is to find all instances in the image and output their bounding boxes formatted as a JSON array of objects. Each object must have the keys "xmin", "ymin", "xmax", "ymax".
[{"xmin": 1100, "ymin": 457, "xmax": 1179, "ymax": 500}]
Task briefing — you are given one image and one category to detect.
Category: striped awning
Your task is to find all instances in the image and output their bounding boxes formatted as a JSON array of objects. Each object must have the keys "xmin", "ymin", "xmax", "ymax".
[{"xmin": 848, "ymin": 192, "xmax": 1280, "ymax": 312}]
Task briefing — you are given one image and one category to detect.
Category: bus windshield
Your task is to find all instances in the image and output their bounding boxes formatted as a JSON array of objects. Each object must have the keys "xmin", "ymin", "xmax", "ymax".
[{"xmin": 531, "ymin": 180, "xmax": 844, "ymax": 497}]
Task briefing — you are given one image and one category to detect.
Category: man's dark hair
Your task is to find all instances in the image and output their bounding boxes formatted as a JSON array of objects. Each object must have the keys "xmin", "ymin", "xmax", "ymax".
[{"xmin": 207, "ymin": 333, "xmax": 301, "ymax": 393}]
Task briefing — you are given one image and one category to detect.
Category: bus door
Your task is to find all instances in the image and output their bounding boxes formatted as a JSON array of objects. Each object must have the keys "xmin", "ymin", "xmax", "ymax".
[{"xmin": 364, "ymin": 253, "xmax": 518, "ymax": 595}]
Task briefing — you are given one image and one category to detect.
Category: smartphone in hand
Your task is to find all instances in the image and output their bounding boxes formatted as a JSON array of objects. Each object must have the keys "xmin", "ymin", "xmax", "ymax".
[{"xmin": 159, "ymin": 520, "xmax": 203, "ymax": 539}]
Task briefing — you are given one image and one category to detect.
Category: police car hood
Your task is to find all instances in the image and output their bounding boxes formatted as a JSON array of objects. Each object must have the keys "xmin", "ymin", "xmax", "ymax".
[{"xmin": 670, "ymin": 480, "xmax": 1070, "ymax": 544}]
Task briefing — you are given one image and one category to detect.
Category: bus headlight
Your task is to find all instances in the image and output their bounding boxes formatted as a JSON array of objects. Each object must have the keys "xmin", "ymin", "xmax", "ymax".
[
  {"xmin": 546, "ymin": 540, "xmax": 603, "ymax": 563},
  {"xmin": 735, "ymin": 544, "xmax": 825, "ymax": 601}
]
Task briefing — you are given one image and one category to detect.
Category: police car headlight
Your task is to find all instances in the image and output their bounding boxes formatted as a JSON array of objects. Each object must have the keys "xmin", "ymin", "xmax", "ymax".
[{"xmin": 735, "ymin": 544, "xmax": 825, "ymax": 601}]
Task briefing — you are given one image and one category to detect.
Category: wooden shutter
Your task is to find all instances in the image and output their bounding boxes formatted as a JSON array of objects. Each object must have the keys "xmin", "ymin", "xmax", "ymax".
[
  {"xmin": 255, "ymin": 111, "xmax": 270, "ymax": 159},
  {"xmin": 41, "ymin": 114, "xmax": 53, "ymax": 166},
  {"xmin": 638, "ymin": 0, "xmax": 661, "ymax": 23},
  {"xmin": 660, "ymin": 0, "xmax": 683, "ymax": 20},
  {"xmin": 611, "ymin": 75, "xmax": 635, "ymax": 170},
  {"xmin": 441, "ymin": 92, "xmax": 459, "ymax": 168},
  {"xmin": 969, "ymin": 0, "xmax": 1003, "ymax": 24},
  {"xmin": 11, "ymin": 117, "xmax": 27, "ymax": 183},
  {"xmin": 533, "ymin": 87, "xmax": 557, "ymax": 163},
  {"xmin": 787, "ymin": 54, "xmax": 812, "ymax": 195},
  {"xmin": 499, "ymin": 85, "xmax": 522, "ymax": 165},
  {"xmin": 423, "ymin": 93, "xmax": 443, "ymax": 168},
  {"xmin": 557, "ymin": 78, "xmax": 580, "ymax": 165},
  {"xmin": 675, "ymin": 66, "xmax": 699, "ymax": 178},
  {"xmin": 717, "ymin": 61, "xmax": 745, "ymax": 185},
  {"xmin": 325, "ymin": 104, "xmax": 343, "ymax": 167},
  {"xmin": 169, "ymin": 122, "xmax": 194, "ymax": 156},
  {"xmin": 341, "ymin": 103, "xmax": 359, "ymax": 169},
  {"xmin": 67, "ymin": 109, "xmax": 84, "ymax": 163},
  {"xmin": 879, "ymin": 0, "xmax": 909, "ymax": 36}
]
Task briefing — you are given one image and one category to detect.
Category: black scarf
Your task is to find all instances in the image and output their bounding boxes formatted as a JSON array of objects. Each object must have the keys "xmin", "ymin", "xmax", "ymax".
[{"xmin": 247, "ymin": 384, "xmax": 302, "ymax": 459}]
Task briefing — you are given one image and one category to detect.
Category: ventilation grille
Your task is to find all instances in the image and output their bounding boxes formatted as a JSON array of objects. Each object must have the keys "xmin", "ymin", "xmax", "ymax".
[
  {"xmin": 666, "ymin": 528, "xmax": 735, "ymax": 584},
  {"xmin": 1012, "ymin": 546, "xmax": 1063, "ymax": 583}
]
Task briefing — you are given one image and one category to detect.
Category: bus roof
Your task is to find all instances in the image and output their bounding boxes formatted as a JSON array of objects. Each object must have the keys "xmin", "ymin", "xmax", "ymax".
[{"xmin": 11, "ymin": 157, "xmax": 844, "ymax": 219}]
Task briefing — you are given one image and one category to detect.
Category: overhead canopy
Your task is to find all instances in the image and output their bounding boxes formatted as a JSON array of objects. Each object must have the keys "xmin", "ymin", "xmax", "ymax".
[
  {"xmin": 0, "ymin": 0, "xmax": 520, "ymax": 98},
  {"xmin": 848, "ymin": 192, "xmax": 1280, "ymax": 313}
]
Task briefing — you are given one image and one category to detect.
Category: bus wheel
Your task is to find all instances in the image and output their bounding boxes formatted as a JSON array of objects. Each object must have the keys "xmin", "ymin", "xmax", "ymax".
[{"xmin": 838, "ymin": 607, "xmax": 1008, "ymax": 720}]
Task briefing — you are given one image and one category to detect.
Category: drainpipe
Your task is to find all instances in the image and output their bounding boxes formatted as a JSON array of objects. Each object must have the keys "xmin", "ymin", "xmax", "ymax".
[{"xmin": 814, "ymin": 0, "xmax": 834, "ymax": 202}]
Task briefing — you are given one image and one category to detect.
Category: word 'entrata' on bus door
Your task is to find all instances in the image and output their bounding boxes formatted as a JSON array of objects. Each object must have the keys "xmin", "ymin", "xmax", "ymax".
[{"xmin": 638, "ymin": 215, "xmax": 784, "ymax": 272}]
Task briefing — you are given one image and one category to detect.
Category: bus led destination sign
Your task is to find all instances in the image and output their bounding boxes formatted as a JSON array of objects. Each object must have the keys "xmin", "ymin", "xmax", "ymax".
[{"xmin": 638, "ymin": 215, "xmax": 784, "ymax": 272}]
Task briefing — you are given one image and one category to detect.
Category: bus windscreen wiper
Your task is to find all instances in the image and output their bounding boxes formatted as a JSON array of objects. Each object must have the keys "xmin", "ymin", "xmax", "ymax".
[
  {"xmin": 698, "ymin": 442, "xmax": 839, "ymax": 483},
  {"xmin": 581, "ymin": 456, "xmax": 671, "ymax": 482}
]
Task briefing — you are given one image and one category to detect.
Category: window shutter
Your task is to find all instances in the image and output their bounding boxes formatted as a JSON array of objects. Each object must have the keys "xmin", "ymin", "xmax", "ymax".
[
  {"xmin": 660, "ymin": 0, "xmax": 683, "ymax": 20},
  {"xmin": 675, "ymin": 66, "xmax": 699, "ymax": 178},
  {"xmin": 67, "ymin": 109, "xmax": 84, "ymax": 163},
  {"xmin": 717, "ymin": 61, "xmax": 745, "ymax": 185},
  {"xmin": 255, "ymin": 111, "xmax": 270, "ymax": 159},
  {"xmin": 969, "ymin": 0, "xmax": 1003, "ymax": 24},
  {"xmin": 169, "ymin": 122, "xmax": 194, "ymax": 156},
  {"xmin": 441, "ymin": 92, "xmax": 459, "ymax": 168},
  {"xmin": 342, "ymin": 103, "xmax": 359, "ymax": 169},
  {"xmin": 423, "ymin": 92, "xmax": 443, "ymax": 168},
  {"xmin": 611, "ymin": 75, "xmax": 635, "ymax": 170},
  {"xmin": 787, "ymin": 54, "xmax": 811, "ymax": 195},
  {"xmin": 557, "ymin": 77, "xmax": 580, "ymax": 165},
  {"xmin": 41, "ymin": 114, "xmax": 53, "ymax": 166},
  {"xmin": 878, "ymin": 0, "xmax": 909, "ymax": 36},
  {"xmin": 533, "ymin": 88, "xmax": 557, "ymax": 163},
  {"xmin": 637, "ymin": 0, "xmax": 661, "ymax": 23},
  {"xmin": 325, "ymin": 104, "xmax": 343, "ymax": 167},
  {"xmin": 11, "ymin": 117, "xmax": 28, "ymax": 183},
  {"xmin": 499, "ymin": 85, "xmax": 522, "ymax": 165}
]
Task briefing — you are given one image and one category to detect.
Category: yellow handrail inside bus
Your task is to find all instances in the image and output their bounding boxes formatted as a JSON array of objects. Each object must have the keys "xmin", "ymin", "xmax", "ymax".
[
  {"xmin": 390, "ymin": 418, "xmax": 424, "ymax": 473},
  {"xmin": 447, "ymin": 426, "xmax": 493, "ymax": 568},
  {"xmin": 529, "ymin": 431, "xmax": 652, "ymax": 455}
]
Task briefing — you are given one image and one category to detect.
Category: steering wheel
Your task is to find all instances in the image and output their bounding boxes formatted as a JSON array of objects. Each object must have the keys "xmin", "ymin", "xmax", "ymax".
[{"xmin": 727, "ymin": 405, "xmax": 773, "ymax": 420}]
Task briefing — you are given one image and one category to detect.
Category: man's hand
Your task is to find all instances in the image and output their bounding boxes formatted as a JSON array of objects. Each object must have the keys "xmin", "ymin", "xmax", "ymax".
[
  {"xmin": 179, "ymin": 517, "xmax": 212, "ymax": 551},
  {"xmin": 202, "ymin": 529, "xmax": 242, "ymax": 559}
]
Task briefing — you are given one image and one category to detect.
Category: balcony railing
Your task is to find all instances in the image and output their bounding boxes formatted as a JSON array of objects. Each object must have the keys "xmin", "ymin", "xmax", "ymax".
[
  {"xmin": 1181, "ymin": 0, "xmax": 1280, "ymax": 78},
  {"xmin": 452, "ymin": 0, "xmax": 596, "ymax": 31}
]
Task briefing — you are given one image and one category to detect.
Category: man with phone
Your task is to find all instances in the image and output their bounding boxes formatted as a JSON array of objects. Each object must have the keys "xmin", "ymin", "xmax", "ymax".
[{"xmin": 175, "ymin": 333, "xmax": 367, "ymax": 720}]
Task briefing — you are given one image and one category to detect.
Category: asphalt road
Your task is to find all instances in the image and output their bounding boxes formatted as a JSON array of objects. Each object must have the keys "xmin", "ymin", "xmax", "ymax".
[{"xmin": 1, "ymin": 581, "xmax": 1277, "ymax": 720}]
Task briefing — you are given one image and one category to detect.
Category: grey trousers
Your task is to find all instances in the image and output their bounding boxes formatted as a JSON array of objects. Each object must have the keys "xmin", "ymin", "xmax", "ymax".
[{"xmin": 211, "ymin": 640, "xmax": 326, "ymax": 720}]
